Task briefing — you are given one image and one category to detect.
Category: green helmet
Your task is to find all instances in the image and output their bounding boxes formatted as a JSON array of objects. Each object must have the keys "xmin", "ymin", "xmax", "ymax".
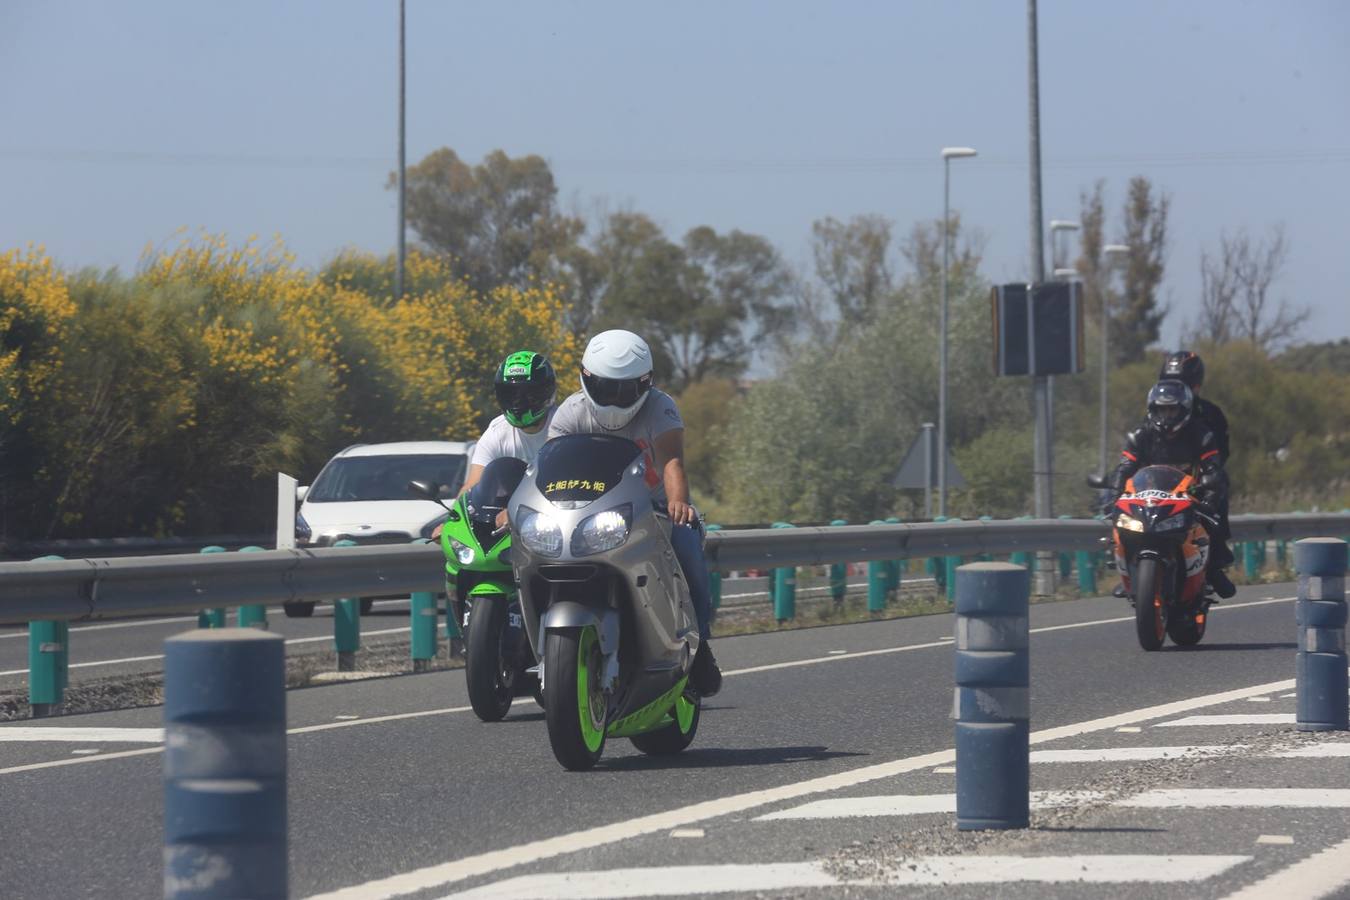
[{"xmin": 494, "ymin": 350, "xmax": 556, "ymax": 428}]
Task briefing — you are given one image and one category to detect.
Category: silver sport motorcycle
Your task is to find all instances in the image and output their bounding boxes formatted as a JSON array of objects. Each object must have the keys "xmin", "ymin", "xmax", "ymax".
[{"xmin": 508, "ymin": 433, "xmax": 703, "ymax": 770}]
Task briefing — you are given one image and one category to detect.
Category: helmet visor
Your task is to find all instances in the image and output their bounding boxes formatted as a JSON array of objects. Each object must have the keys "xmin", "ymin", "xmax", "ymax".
[
  {"xmin": 581, "ymin": 370, "xmax": 651, "ymax": 409},
  {"xmin": 495, "ymin": 381, "xmax": 554, "ymax": 425},
  {"xmin": 1148, "ymin": 404, "xmax": 1187, "ymax": 432}
]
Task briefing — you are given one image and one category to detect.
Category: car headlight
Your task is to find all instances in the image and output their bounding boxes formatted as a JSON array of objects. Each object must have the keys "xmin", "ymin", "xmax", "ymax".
[
  {"xmin": 517, "ymin": 506, "xmax": 563, "ymax": 558},
  {"xmin": 450, "ymin": 539, "xmax": 475, "ymax": 566},
  {"xmin": 1155, "ymin": 513, "xmax": 1187, "ymax": 531},
  {"xmin": 1116, "ymin": 514, "xmax": 1145, "ymax": 533},
  {"xmin": 573, "ymin": 505, "xmax": 632, "ymax": 557}
]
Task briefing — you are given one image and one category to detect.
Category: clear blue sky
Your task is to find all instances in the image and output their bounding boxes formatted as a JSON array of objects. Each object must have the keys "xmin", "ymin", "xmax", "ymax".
[{"xmin": 3, "ymin": 0, "xmax": 1348, "ymax": 346}]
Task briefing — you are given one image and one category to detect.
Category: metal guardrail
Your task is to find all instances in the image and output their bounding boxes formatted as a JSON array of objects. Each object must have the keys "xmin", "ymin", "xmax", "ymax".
[{"xmin": 0, "ymin": 514, "xmax": 1345, "ymax": 626}]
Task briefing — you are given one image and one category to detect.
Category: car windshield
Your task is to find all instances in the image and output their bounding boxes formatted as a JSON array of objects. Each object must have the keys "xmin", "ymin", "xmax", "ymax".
[
  {"xmin": 307, "ymin": 454, "xmax": 466, "ymax": 502},
  {"xmin": 1129, "ymin": 465, "xmax": 1187, "ymax": 494},
  {"xmin": 534, "ymin": 434, "xmax": 641, "ymax": 503}
]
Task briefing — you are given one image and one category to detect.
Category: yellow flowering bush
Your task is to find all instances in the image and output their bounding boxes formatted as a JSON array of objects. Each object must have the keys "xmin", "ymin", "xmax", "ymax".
[{"xmin": 0, "ymin": 246, "xmax": 76, "ymax": 423}]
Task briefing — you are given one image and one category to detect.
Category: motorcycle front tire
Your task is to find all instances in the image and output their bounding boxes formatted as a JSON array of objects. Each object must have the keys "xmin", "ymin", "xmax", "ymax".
[
  {"xmin": 543, "ymin": 626, "xmax": 607, "ymax": 771},
  {"xmin": 1133, "ymin": 558, "xmax": 1166, "ymax": 651},
  {"xmin": 465, "ymin": 596, "xmax": 515, "ymax": 722}
]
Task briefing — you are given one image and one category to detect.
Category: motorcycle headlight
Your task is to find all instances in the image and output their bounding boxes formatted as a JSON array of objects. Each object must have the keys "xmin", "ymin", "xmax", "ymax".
[
  {"xmin": 1116, "ymin": 514, "xmax": 1145, "ymax": 533},
  {"xmin": 1155, "ymin": 513, "xmax": 1187, "ymax": 531},
  {"xmin": 573, "ymin": 505, "xmax": 632, "ymax": 557},
  {"xmin": 450, "ymin": 538, "xmax": 475, "ymax": 566},
  {"xmin": 517, "ymin": 506, "xmax": 563, "ymax": 558}
]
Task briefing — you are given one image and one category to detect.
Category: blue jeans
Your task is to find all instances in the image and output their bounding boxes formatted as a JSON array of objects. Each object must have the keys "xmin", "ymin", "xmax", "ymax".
[{"xmin": 670, "ymin": 521, "xmax": 713, "ymax": 641}]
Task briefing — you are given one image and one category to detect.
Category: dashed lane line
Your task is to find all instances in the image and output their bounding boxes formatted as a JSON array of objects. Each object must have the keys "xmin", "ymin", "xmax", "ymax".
[{"xmin": 1157, "ymin": 714, "xmax": 1296, "ymax": 727}]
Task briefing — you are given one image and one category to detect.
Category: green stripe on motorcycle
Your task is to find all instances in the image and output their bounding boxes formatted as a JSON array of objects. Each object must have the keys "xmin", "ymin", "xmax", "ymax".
[{"xmin": 606, "ymin": 677, "xmax": 691, "ymax": 739}]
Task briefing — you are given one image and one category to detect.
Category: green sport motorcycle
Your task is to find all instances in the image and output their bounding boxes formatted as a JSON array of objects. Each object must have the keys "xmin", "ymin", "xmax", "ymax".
[{"xmin": 410, "ymin": 457, "xmax": 536, "ymax": 722}]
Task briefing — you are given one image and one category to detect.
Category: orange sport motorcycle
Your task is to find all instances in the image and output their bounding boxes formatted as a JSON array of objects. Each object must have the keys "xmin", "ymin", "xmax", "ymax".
[{"xmin": 1098, "ymin": 465, "xmax": 1221, "ymax": 651}]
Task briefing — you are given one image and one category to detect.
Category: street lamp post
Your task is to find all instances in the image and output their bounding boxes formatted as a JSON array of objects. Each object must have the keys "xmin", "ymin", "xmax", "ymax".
[
  {"xmin": 1099, "ymin": 244, "xmax": 1130, "ymax": 476},
  {"xmin": 395, "ymin": 0, "xmax": 407, "ymax": 303},
  {"xmin": 1046, "ymin": 221, "xmax": 1080, "ymax": 484},
  {"xmin": 938, "ymin": 146, "xmax": 977, "ymax": 519}
]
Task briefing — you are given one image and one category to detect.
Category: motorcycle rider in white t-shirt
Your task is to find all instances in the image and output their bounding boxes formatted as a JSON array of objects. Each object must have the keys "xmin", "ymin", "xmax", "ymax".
[{"xmin": 461, "ymin": 351, "xmax": 557, "ymax": 507}]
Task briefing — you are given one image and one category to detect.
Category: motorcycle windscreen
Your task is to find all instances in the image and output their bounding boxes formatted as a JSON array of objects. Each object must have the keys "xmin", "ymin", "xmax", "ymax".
[
  {"xmin": 467, "ymin": 457, "xmax": 527, "ymax": 519},
  {"xmin": 1127, "ymin": 465, "xmax": 1188, "ymax": 494},
  {"xmin": 534, "ymin": 434, "xmax": 642, "ymax": 504}
]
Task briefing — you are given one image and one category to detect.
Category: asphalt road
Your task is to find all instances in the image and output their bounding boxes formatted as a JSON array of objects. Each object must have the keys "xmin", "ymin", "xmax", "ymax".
[
  {"xmin": 0, "ymin": 575, "xmax": 911, "ymax": 687},
  {"xmin": 1, "ymin": 580, "xmax": 1346, "ymax": 899}
]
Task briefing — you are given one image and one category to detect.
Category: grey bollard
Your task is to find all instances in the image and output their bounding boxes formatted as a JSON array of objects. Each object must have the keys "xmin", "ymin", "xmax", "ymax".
[
  {"xmin": 954, "ymin": 562, "xmax": 1030, "ymax": 830},
  {"xmin": 164, "ymin": 629, "xmax": 287, "ymax": 899},
  {"xmin": 1295, "ymin": 538, "xmax": 1348, "ymax": 732}
]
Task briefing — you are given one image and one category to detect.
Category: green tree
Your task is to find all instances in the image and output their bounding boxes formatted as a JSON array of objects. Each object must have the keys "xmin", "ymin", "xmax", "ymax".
[
  {"xmin": 394, "ymin": 148, "xmax": 584, "ymax": 295},
  {"xmin": 810, "ymin": 214, "xmax": 895, "ymax": 326}
]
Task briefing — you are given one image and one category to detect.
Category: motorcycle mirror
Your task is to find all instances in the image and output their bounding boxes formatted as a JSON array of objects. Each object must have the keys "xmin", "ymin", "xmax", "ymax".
[
  {"xmin": 408, "ymin": 479, "xmax": 451, "ymax": 510},
  {"xmin": 1086, "ymin": 473, "xmax": 1109, "ymax": 490}
]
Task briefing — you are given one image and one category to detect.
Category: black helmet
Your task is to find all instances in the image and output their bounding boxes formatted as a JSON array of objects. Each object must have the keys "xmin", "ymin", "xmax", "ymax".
[
  {"xmin": 1147, "ymin": 380, "xmax": 1194, "ymax": 436},
  {"xmin": 1160, "ymin": 350, "xmax": 1204, "ymax": 389},
  {"xmin": 493, "ymin": 350, "xmax": 556, "ymax": 428}
]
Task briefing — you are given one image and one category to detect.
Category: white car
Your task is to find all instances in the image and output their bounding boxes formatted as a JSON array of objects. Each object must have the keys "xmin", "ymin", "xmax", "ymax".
[{"xmin": 288, "ymin": 441, "xmax": 473, "ymax": 616}]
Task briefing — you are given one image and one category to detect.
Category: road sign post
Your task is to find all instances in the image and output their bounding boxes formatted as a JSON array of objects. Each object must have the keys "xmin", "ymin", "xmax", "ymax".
[
  {"xmin": 236, "ymin": 546, "xmax": 268, "ymax": 629},
  {"xmin": 197, "ymin": 546, "xmax": 227, "ymax": 628},
  {"xmin": 410, "ymin": 539, "xmax": 438, "ymax": 673},
  {"xmin": 828, "ymin": 520, "xmax": 848, "ymax": 606},
  {"xmin": 771, "ymin": 522, "xmax": 796, "ymax": 623},
  {"xmin": 332, "ymin": 539, "xmax": 361, "ymax": 671}
]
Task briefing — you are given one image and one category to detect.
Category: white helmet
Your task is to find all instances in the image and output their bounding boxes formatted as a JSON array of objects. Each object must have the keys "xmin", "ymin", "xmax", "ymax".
[{"xmin": 580, "ymin": 329, "xmax": 654, "ymax": 431}]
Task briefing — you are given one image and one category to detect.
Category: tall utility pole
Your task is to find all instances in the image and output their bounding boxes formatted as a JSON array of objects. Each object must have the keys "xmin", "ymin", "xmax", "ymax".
[
  {"xmin": 1099, "ymin": 244, "xmax": 1131, "ymax": 476},
  {"xmin": 938, "ymin": 146, "xmax": 977, "ymax": 518},
  {"xmin": 395, "ymin": 0, "xmax": 407, "ymax": 303},
  {"xmin": 1027, "ymin": 0, "xmax": 1054, "ymax": 595}
]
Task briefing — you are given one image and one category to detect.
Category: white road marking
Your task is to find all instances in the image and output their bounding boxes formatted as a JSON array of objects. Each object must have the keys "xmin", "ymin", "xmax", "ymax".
[
  {"xmin": 0, "ymin": 626, "xmax": 415, "ymax": 677},
  {"xmin": 303, "ymin": 675, "xmax": 1300, "ymax": 900},
  {"xmin": 755, "ymin": 790, "xmax": 1104, "ymax": 821},
  {"xmin": 1274, "ymin": 743, "xmax": 1350, "ymax": 758},
  {"xmin": 825, "ymin": 650, "xmax": 847, "ymax": 655},
  {"xmin": 1120, "ymin": 789, "xmax": 1350, "ymax": 809},
  {"xmin": 1280, "ymin": 692, "xmax": 1297, "ymax": 698},
  {"xmin": 70, "ymin": 748, "xmax": 101, "ymax": 755},
  {"xmin": 335, "ymin": 715, "xmax": 360, "ymax": 721},
  {"xmin": 1031, "ymin": 745, "xmax": 1241, "ymax": 763},
  {"xmin": 1115, "ymin": 726, "xmax": 1143, "ymax": 733},
  {"xmin": 931, "ymin": 766, "xmax": 955, "ymax": 774},
  {"xmin": 0, "ymin": 726, "xmax": 164, "ymax": 743},
  {"xmin": 1156, "ymin": 714, "xmax": 1295, "ymax": 727},
  {"xmin": 669, "ymin": 828, "xmax": 704, "ymax": 839},
  {"xmin": 1222, "ymin": 835, "xmax": 1350, "ymax": 899},
  {"xmin": 0, "ymin": 615, "xmax": 198, "ymax": 640},
  {"xmin": 1256, "ymin": 835, "xmax": 1295, "ymax": 845},
  {"xmin": 1246, "ymin": 696, "xmax": 1272, "ymax": 702},
  {"xmin": 441, "ymin": 856, "xmax": 1253, "ymax": 898}
]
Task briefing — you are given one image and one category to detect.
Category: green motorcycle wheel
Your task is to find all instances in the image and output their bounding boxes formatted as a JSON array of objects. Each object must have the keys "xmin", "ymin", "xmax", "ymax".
[
  {"xmin": 543, "ymin": 626, "xmax": 606, "ymax": 771},
  {"xmin": 629, "ymin": 690, "xmax": 700, "ymax": 756}
]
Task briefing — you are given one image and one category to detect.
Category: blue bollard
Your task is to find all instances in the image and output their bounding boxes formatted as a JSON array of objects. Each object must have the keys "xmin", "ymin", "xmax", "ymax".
[
  {"xmin": 954, "ymin": 562, "xmax": 1030, "ymax": 830},
  {"xmin": 237, "ymin": 546, "xmax": 268, "ymax": 629},
  {"xmin": 828, "ymin": 520, "xmax": 848, "ymax": 605},
  {"xmin": 410, "ymin": 538, "xmax": 439, "ymax": 672},
  {"xmin": 1294, "ymin": 538, "xmax": 1348, "ymax": 732},
  {"xmin": 867, "ymin": 520, "xmax": 888, "ymax": 613},
  {"xmin": 332, "ymin": 538, "xmax": 361, "ymax": 671},
  {"xmin": 771, "ymin": 522, "xmax": 796, "ymax": 622},
  {"xmin": 164, "ymin": 628, "xmax": 287, "ymax": 899},
  {"xmin": 198, "ymin": 546, "xmax": 227, "ymax": 628}
]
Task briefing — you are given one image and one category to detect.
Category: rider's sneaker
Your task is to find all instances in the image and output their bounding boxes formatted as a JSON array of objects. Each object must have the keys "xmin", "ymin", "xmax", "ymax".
[
  {"xmin": 1209, "ymin": 569, "xmax": 1237, "ymax": 599},
  {"xmin": 691, "ymin": 643, "xmax": 722, "ymax": 697}
]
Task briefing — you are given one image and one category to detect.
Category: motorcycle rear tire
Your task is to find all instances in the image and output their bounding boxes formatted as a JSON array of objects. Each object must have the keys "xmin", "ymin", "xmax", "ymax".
[
  {"xmin": 465, "ymin": 596, "xmax": 515, "ymax": 722},
  {"xmin": 630, "ymin": 691, "xmax": 700, "ymax": 756},
  {"xmin": 543, "ymin": 626, "xmax": 607, "ymax": 771},
  {"xmin": 1133, "ymin": 558, "xmax": 1166, "ymax": 651}
]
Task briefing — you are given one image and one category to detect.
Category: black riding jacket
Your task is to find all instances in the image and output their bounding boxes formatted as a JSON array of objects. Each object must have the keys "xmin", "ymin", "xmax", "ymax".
[
  {"xmin": 1110, "ymin": 418, "xmax": 1226, "ymax": 499},
  {"xmin": 1193, "ymin": 396, "xmax": 1230, "ymax": 463}
]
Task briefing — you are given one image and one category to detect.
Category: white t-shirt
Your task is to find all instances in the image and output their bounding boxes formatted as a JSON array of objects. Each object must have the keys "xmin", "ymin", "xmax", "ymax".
[
  {"xmin": 470, "ymin": 407, "xmax": 556, "ymax": 468},
  {"xmin": 548, "ymin": 389, "xmax": 684, "ymax": 500}
]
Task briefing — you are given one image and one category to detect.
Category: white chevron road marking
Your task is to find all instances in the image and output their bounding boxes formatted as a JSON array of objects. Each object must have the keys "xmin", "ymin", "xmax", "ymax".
[{"xmin": 441, "ymin": 856, "xmax": 1252, "ymax": 898}]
